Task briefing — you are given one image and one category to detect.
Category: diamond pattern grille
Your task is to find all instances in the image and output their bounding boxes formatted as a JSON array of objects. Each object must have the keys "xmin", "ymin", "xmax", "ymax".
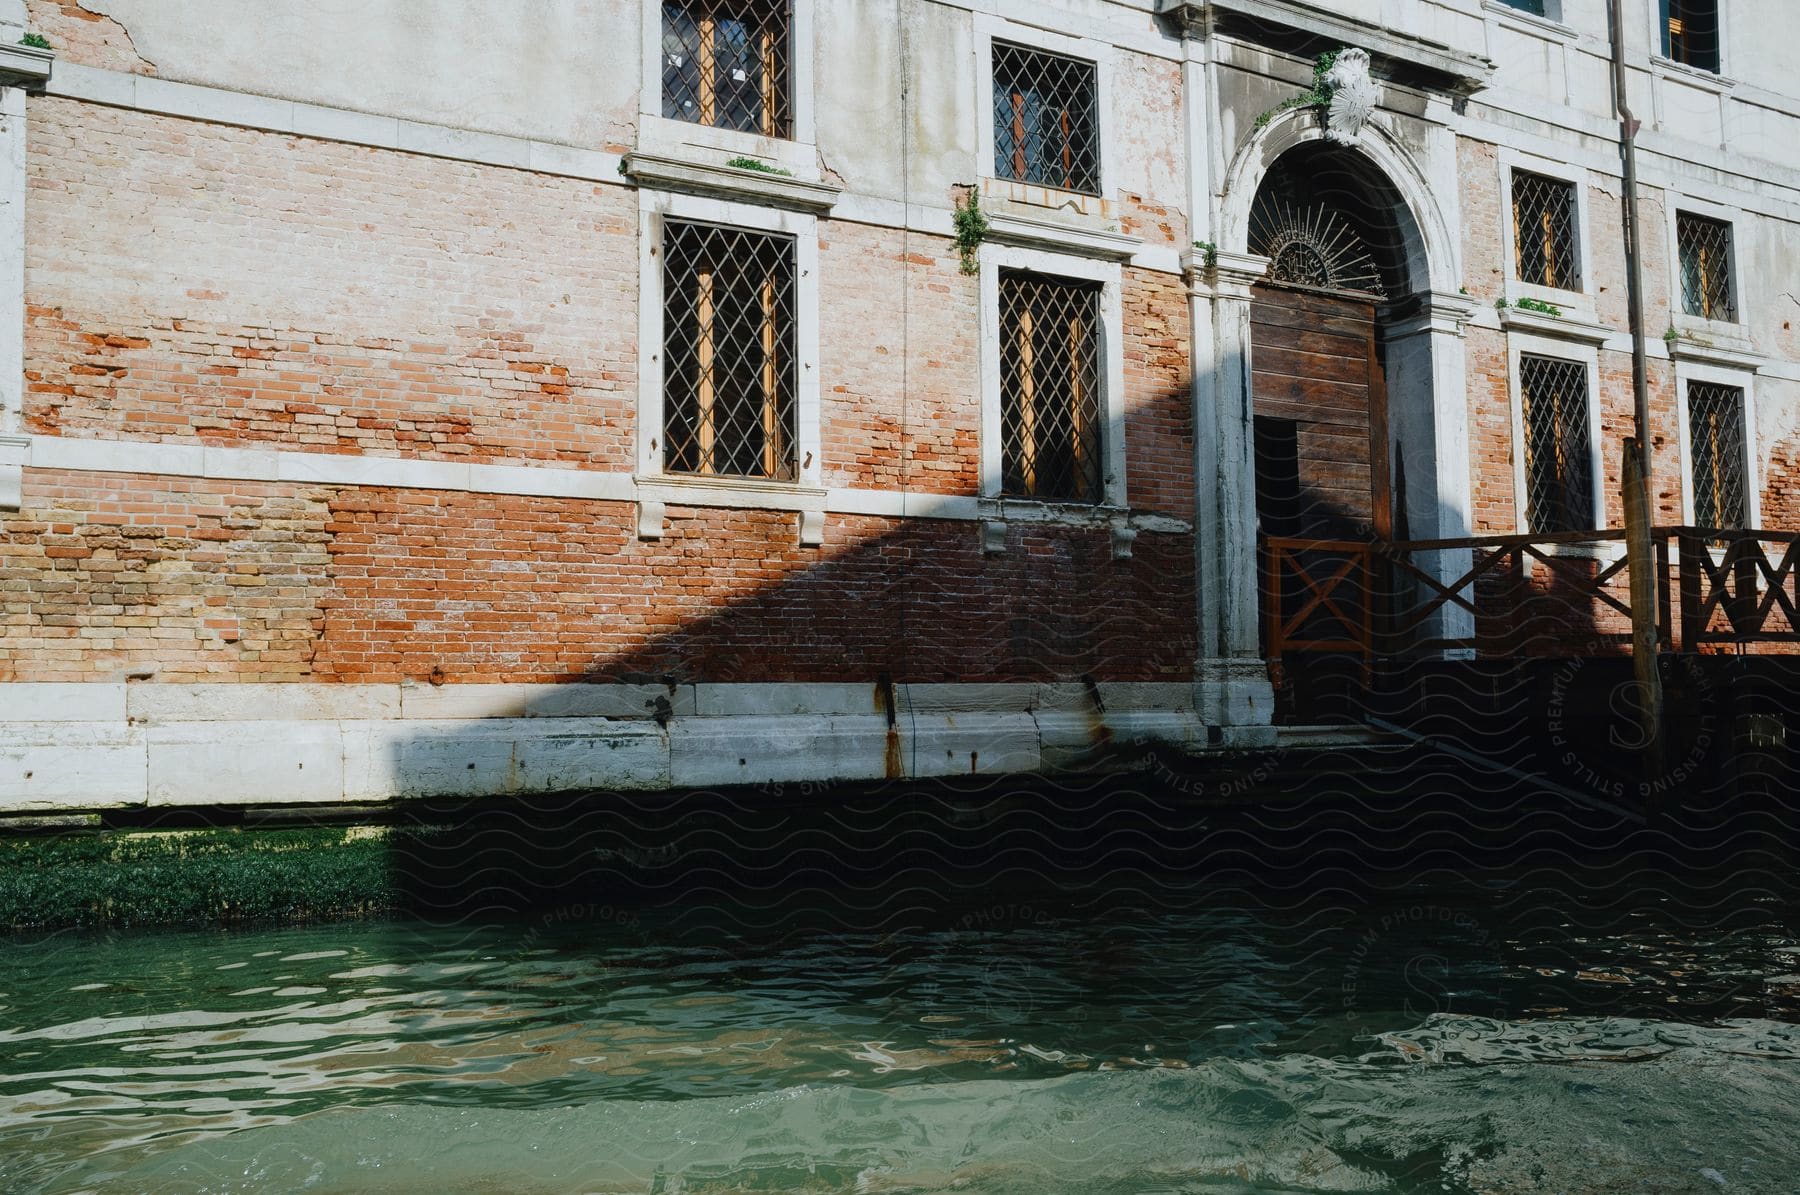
[
  {"xmin": 662, "ymin": 221, "xmax": 797, "ymax": 481},
  {"xmin": 1000, "ymin": 271, "xmax": 1104, "ymax": 504},
  {"xmin": 1677, "ymin": 212, "xmax": 1736, "ymax": 322},
  {"xmin": 1518, "ymin": 355, "xmax": 1595, "ymax": 534},
  {"xmin": 662, "ymin": 0, "xmax": 791, "ymax": 137},
  {"xmin": 1687, "ymin": 381, "xmax": 1747, "ymax": 530},
  {"xmin": 1511, "ymin": 170, "xmax": 1580, "ymax": 291},
  {"xmin": 992, "ymin": 42, "xmax": 1101, "ymax": 196}
]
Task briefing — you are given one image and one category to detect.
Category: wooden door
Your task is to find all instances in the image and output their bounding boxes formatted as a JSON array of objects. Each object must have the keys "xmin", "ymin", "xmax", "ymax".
[{"xmin": 1250, "ymin": 283, "xmax": 1389, "ymax": 541}]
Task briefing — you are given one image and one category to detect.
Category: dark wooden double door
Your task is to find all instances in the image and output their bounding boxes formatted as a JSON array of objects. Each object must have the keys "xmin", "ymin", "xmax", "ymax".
[
  {"xmin": 1251, "ymin": 283, "xmax": 1390, "ymax": 716},
  {"xmin": 1250, "ymin": 283, "xmax": 1390, "ymax": 544}
]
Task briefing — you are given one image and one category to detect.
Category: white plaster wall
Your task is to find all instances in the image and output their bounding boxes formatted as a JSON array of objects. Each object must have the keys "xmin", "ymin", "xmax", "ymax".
[
  {"xmin": 812, "ymin": 0, "xmax": 977, "ymax": 204},
  {"xmin": 78, "ymin": 0, "xmax": 642, "ymax": 149}
]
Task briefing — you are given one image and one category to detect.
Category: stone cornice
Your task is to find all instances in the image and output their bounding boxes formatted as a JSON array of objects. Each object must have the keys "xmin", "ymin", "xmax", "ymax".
[
  {"xmin": 1383, "ymin": 290, "xmax": 1479, "ymax": 338},
  {"xmin": 0, "ymin": 43, "xmax": 52, "ymax": 91},
  {"xmin": 1183, "ymin": 249, "xmax": 1269, "ymax": 299},
  {"xmin": 1156, "ymin": 0, "xmax": 1492, "ymax": 95}
]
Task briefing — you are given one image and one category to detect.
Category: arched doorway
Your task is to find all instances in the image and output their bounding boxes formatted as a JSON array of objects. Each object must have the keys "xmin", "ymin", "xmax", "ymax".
[{"xmin": 1245, "ymin": 141, "xmax": 1426, "ymax": 717}]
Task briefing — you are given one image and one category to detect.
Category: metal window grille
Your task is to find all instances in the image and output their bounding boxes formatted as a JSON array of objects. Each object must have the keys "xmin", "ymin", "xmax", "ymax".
[
  {"xmin": 1677, "ymin": 212, "xmax": 1736, "ymax": 322},
  {"xmin": 1510, "ymin": 170, "xmax": 1580, "ymax": 291},
  {"xmin": 1663, "ymin": 0, "xmax": 1721, "ymax": 73},
  {"xmin": 992, "ymin": 41, "xmax": 1101, "ymax": 196},
  {"xmin": 1518, "ymin": 355, "xmax": 1595, "ymax": 534},
  {"xmin": 662, "ymin": 0, "xmax": 791, "ymax": 137},
  {"xmin": 1687, "ymin": 381, "xmax": 1747, "ymax": 530},
  {"xmin": 999, "ymin": 270, "xmax": 1104, "ymax": 504},
  {"xmin": 662, "ymin": 221, "xmax": 797, "ymax": 481}
]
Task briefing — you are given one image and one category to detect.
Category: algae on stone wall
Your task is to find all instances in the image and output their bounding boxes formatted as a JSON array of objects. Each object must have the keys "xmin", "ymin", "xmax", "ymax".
[{"xmin": 0, "ymin": 825, "xmax": 444, "ymax": 930}]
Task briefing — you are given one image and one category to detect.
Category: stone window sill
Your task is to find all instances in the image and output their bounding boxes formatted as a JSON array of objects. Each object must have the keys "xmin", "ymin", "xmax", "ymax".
[
  {"xmin": 1481, "ymin": 2, "xmax": 1577, "ymax": 44},
  {"xmin": 1498, "ymin": 303, "xmax": 1611, "ymax": 346},
  {"xmin": 623, "ymin": 151, "xmax": 841, "ymax": 215},
  {"xmin": 1650, "ymin": 56, "xmax": 1735, "ymax": 93},
  {"xmin": 634, "ymin": 473, "xmax": 828, "ymax": 545},
  {"xmin": 1668, "ymin": 335, "xmax": 1765, "ymax": 371},
  {"xmin": 984, "ymin": 209, "xmax": 1141, "ymax": 263}
]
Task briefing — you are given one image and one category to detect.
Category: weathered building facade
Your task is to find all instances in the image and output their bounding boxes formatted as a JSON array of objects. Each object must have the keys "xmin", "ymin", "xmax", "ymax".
[{"xmin": 0, "ymin": 0, "xmax": 1794, "ymax": 811}]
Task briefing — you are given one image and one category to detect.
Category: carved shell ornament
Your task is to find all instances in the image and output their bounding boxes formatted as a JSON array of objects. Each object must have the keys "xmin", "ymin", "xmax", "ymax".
[{"xmin": 1323, "ymin": 48, "xmax": 1381, "ymax": 146}]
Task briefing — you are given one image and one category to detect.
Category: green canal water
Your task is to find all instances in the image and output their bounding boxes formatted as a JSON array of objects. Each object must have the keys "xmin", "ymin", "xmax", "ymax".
[{"xmin": 3, "ymin": 880, "xmax": 1799, "ymax": 1193}]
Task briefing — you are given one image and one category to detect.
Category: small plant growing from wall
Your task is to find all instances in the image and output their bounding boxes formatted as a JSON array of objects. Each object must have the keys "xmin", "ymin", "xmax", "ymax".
[
  {"xmin": 955, "ymin": 187, "xmax": 989, "ymax": 276},
  {"xmin": 725, "ymin": 156, "xmax": 791, "ymax": 176},
  {"xmin": 1193, "ymin": 240, "xmax": 1218, "ymax": 268},
  {"xmin": 1254, "ymin": 49, "xmax": 1341, "ymax": 130},
  {"xmin": 1664, "ymin": 325, "xmax": 1680, "ymax": 349},
  {"xmin": 1496, "ymin": 296, "xmax": 1563, "ymax": 318},
  {"xmin": 19, "ymin": 32, "xmax": 49, "ymax": 49}
]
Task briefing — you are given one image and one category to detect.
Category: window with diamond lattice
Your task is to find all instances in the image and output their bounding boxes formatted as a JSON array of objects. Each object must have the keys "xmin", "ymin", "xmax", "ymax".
[
  {"xmin": 1677, "ymin": 212, "xmax": 1736, "ymax": 322},
  {"xmin": 1687, "ymin": 381, "xmax": 1748, "ymax": 530},
  {"xmin": 1661, "ymin": 0, "xmax": 1720, "ymax": 73},
  {"xmin": 999, "ymin": 271, "xmax": 1104, "ymax": 504},
  {"xmin": 662, "ymin": 221, "xmax": 797, "ymax": 481},
  {"xmin": 992, "ymin": 42, "xmax": 1101, "ymax": 196},
  {"xmin": 1511, "ymin": 170, "xmax": 1580, "ymax": 291},
  {"xmin": 1518, "ymin": 355, "xmax": 1595, "ymax": 534},
  {"xmin": 662, "ymin": 1, "xmax": 791, "ymax": 137}
]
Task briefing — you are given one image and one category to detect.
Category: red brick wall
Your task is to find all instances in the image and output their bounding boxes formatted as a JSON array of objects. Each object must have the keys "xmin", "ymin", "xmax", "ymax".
[
  {"xmin": 315, "ymin": 491, "xmax": 1194, "ymax": 685},
  {"xmin": 25, "ymin": 98, "xmax": 639, "ymax": 468},
  {"xmin": 816, "ymin": 222, "xmax": 980, "ymax": 496},
  {"xmin": 0, "ymin": 470, "xmax": 331, "ymax": 683},
  {"xmin": 13, "ymin": 95, "xmax": 1203, "ymax": 692},
  {"xmin": 1123, "ymin": 267, "xmax": 1194, "ymax": 517},
  {"xmin": 0, "ymin": 477, "xmax": 1195, "ymax": 686},
  {"xmin": 22, "ymin": 1, "xmax": 153, "ymax": 74}
]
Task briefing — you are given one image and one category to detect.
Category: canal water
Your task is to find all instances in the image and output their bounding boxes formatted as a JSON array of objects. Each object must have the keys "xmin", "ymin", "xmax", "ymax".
[{"xmin": 4, "ymin": 861, "xmax": 1799, "ymax": 1195}]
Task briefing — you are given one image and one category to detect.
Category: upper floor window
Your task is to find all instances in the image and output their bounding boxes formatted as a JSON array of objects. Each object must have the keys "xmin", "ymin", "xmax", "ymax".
[
  {"xmin": 992, "ymin": 41, "xmax": 1101, "ymax": 196},
  {"xmin": 1662, "ymin": 0, "xmax": 1721, "ymax": 73},
  {"xmin": 1511, "ymin": 170, "xmax": 1581, "ymax": 291},
  {"xmin": 1677, "ymin": 211, "xmax": 1736, "ymax": 323},
  {"xmin": 662, "ymin": 0, "xmax": 792, "ymax": 137},
  {"xmin": 1496, "ymin": 0, "xmax": 1552, "ymax": 16},
  {"xmin": 999, "ymin": 269, "xmax": 1104, "ymax": 503},
  {"xmin": 1518, "ymin": 354, "xmax": 1595, "ymax": 534},
  {"xmin": 662, "ymin": 220, "xmax": 797, "ymax": 480},
  {"xmin": 1687, "ymin": 381, "xmax": 1748, "ymax": 530}
]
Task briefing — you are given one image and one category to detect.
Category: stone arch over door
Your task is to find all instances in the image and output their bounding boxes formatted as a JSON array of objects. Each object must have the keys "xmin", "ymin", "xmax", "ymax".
[{"xmin": 1219, "ymin": 108, "xmax": 1477, "ymax": 654}]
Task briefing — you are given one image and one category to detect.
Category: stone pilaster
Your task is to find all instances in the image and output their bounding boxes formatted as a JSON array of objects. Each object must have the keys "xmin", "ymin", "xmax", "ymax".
[{"xmin": 1187, "ymin": 247, "xmax": 1276, "ymax": 742}]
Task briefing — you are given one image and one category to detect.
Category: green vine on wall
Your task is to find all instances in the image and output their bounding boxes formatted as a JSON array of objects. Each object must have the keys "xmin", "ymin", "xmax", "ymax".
[
  {"xmin": 1253, "ymin": 49, "xmax": 1342, "ymax": 130},
  {"xmin": 955, "ymin": 187, "xmax": 989, "ymax": 276}
]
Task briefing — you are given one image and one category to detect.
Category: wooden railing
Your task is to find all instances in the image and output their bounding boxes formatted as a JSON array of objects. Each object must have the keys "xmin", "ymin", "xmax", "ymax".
[{"xmin": 1263, "ymin": 527, "xmax": 1800, "ymax": 665}]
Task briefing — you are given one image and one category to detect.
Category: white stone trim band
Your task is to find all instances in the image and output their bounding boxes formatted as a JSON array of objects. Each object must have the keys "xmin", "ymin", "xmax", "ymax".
[{"xmin": 14, "ymin": 433, "xmax": 1192, "ymax": 534}]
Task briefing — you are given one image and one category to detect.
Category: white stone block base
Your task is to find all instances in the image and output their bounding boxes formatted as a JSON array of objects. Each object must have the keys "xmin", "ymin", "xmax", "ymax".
[{"xmin": 0, "ymin": 679, "xmax": 1272, "ymax": 812}]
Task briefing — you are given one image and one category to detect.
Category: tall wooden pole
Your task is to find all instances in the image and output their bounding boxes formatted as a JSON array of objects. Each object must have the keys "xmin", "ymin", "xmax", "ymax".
[{"xmin": 1610, "ymin": 0, "xmax": 1665, "ymax": 784}]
